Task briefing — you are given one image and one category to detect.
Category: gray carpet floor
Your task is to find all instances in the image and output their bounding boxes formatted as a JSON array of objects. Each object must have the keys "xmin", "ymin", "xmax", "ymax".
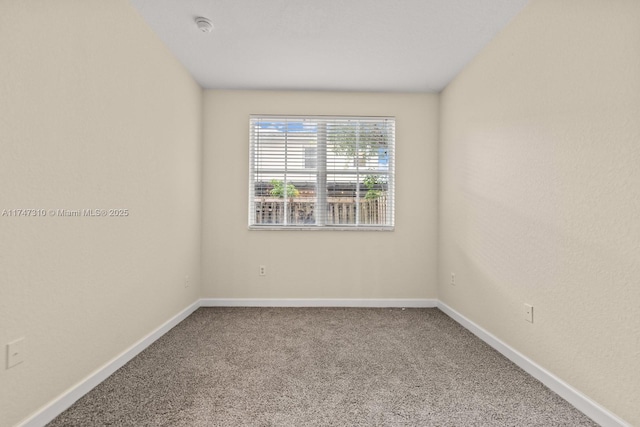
[{"xmin": 48, "ymin": 308, "xmax": 598, "ymax": 426}]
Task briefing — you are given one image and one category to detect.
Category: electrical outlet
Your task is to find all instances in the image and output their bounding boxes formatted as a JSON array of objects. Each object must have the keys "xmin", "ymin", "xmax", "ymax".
[
  {"xmin": 450, "ymin": 272, "xmax": 456, "ymax": 286},
  {"xmin": 7, "ymin": 338, "xmax": 25, "ymax": 369},
  {"xmin": 259, "ymin": 265, "xmax": 266, "ymax": 276},
  {"xmin": 524, "ymin": 303, "xmax": 534, "ymax": 323},
  {"xmin": 185, "ymin": 275, "xmax": 190, "ymax": 288}
]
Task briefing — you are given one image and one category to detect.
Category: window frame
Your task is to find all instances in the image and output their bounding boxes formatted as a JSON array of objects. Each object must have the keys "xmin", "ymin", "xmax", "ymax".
[{"xmin": 248, "ymin": 115, "xmax": 395, "ymax": 231}]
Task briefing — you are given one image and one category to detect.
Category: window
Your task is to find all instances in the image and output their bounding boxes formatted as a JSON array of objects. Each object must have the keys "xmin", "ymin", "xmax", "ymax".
[{"xmin": 249, "ymin": 115, "xmax": 395, "ymax": 230}]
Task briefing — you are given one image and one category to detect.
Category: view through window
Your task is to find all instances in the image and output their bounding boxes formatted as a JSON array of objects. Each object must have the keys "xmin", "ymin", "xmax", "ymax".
[{"xmin": 249, "ymin": 115, "xmax": 395, "ymax": 229}]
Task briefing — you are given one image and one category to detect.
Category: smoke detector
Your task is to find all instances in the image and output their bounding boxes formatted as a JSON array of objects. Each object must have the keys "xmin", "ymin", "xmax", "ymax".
[{"xmin": 195, "ymin": 17, "xmax": 214, "ymax": 33}]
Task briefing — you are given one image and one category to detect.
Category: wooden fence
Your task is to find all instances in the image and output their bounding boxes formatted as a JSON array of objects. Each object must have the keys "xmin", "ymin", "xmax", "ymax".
[{"xmin": 254, "ymin": 196, "xmax": 388, "ymax": 225}]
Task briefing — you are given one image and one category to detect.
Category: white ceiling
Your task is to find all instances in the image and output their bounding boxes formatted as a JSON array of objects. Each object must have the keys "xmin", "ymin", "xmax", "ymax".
[{"xmin": 129, "ymin": 0, "xmax": 530, "ymax": 93}]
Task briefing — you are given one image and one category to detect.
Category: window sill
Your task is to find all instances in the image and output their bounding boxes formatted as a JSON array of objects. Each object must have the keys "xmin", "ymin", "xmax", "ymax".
[{"xmin": 248, "ymin": 225, "xmax": 394, "ymax": 232}]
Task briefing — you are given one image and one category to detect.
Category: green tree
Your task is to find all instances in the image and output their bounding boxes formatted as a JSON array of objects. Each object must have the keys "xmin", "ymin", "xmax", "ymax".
[
  {"xmin": 328, "ymin": 122, "xmax": 390, "ymax": 167},
  {"xmin": 363, "ymin": 175, "xmax": 383, "ymax": 200},
  {"xmin": 270, "ymin": 179, "xmax": 300, "ymax": 198}
]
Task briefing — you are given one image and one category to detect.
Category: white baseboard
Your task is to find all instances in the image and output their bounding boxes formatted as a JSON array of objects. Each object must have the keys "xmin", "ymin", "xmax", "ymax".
[
  {"xmin": 437, "ymin": 301, "xmax": 630, "ymax": 427},
  {"xmin": 18, "ymin": 300, "xmax": 201, "ymax": 427},
  {"xmin": 199, "ymin": 298, "xmax": 438, "ymax": 308},
  {"xmin": 18, "ymin": 298, "xmax": 627, "ymax": 427},
  {"xmin": 18, "ymin": 298, "xmax": 432, "ymax": 426}
]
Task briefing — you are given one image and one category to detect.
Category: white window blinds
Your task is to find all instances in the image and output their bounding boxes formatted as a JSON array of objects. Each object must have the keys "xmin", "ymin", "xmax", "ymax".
[{"xmin": 249, "ymin": 115, "xmax": 395, "ymax": 229}]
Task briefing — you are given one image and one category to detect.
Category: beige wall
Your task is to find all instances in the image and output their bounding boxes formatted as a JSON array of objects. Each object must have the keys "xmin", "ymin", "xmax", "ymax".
[
  {"xmin": 0, "ymin": 2, "xmax": 202, "ymax": 426},
  {"xmin": 439, "ymin": 0, "xmax": 640, "ymax": 424},
  {"xmin": 203, "ymin": 91, "xmax": 438, "ymax": 300}
]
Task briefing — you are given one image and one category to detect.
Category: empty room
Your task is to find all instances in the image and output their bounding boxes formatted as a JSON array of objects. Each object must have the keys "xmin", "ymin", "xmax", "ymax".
[{"xmin": 1, "ymin": 0, "xmax": 638, "ymax": 426}]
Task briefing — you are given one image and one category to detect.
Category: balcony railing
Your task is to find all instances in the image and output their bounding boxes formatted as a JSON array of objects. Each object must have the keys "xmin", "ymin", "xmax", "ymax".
[{"xmin": 254, "ymin": 196, "xmax": 388, "ymax": 226}]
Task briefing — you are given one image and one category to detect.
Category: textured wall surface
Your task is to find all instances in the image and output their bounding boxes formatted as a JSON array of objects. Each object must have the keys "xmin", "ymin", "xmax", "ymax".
[
  {"xmin": 0, "ymin": 2, "xmax": 202, "ymax": 426},
  {"xmin": 439, "ymin": 0, "xmax": 640, "ymax": 424},
  {"xmin": 202, "ymin": 91, "xmax": 439, "ymax": 300}
]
